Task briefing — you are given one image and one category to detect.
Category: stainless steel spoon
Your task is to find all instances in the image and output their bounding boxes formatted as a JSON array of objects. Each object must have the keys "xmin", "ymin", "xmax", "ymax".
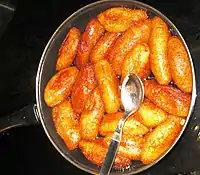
[{"xmin": 99, "ymin": 73, "xmax": 144, "ymax": 175}]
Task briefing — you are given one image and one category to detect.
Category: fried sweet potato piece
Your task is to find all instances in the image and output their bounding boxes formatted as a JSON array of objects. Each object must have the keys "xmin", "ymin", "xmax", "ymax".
[
  {"xmin": 76, "ymin": 19, "xmax": 105, "ymax": 69},
  {"xmin": 44, "ymin": 66, "xmax": 79, "ymax": 107},
  {"xmin": 56, "ymin": 27, "xmax": 81, "ymax": 71},
  {"xmin": 149, "ymin": 16, "xmax": 171, "ymax": 85},
  {"xmin": 52, "ymin": 99, "xmax": 80, "ymax": 150},
  {"xmin": 141, "ymin": 116, "xmax": 185, "ymax": 164},
  {"xmin": 168, "ymin": 36, "xmax": 192, "ymax": 93},
  {"xmin": 99, "ymin": 112, "xmax": 149, "ymax": 136},
  {"xmin": 144, "ymin": 80, "xmax": 191, "ymax": 117},
  {"xmin": 79, "ymin": 139, "xmax": 130, "ymax": 168},
  {"xmin": 135, "ymin": 98, "xmax": 168, "ymax": 128},
  {"xmin": 80, "ymin": 87, "xmax": 105, "ymax": 140},
  {"xmin": 109, "ymin": 20, "xmax": 151, "ymax": 75},
  {"xmin": 94, "ymin": 60, "xmax": 120, "ymax": 113},
  {"xmin": 103, "ymin": 134, "xmax": 146, "ymax": 160},
  {"xmin": 121, "ymin": 43, "xmax": 150, "ymax": 82},
  {"xmin": 97, "ymin": 7, "xmax": 148, "ymax": 32},
  {"xmin": 90, "ymin": 32, "xmax": 121, "ymax": 64},
  {"xmin": 71, "ymin": 63, "xmax": 97, "ymax": 114}
]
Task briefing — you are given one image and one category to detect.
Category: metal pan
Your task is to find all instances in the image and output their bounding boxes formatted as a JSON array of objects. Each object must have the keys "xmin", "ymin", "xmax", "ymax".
[{"xmin": 0, "ymin": 0, "xmax": 197, "ymax": 174}]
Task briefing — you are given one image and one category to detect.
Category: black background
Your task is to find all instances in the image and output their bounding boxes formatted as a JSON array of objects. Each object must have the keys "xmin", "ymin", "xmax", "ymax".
[{"xmin": 0, "ymin": 0, "xmax": 200, "ymax": 174}]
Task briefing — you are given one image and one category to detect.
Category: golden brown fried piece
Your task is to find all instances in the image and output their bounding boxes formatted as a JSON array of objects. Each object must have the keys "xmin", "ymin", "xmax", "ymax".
[
  {"xmin": 144, "ymin": 80, "xmax": 191, "ymax": 117},
  {"xmin": 168, "ymin": 36, "xmax": 192, "ymax": 93},
  {"xmin": 44, "ymin": 67, "xmax": 79, "ymax": 107},
  {"xmin": 149, "ymin": 16, "xmax": 171, "ymax": 85},
  {"xmin": 97, "ymin": 7, "xmax": 148, "ymax": 32},
  {"xmin": 141, "ymin": 116, "xmax": 185, "ymax": 164},
  {"xmin": 56, "ymin": 27, "xmax": 81, "ymax": 71},
  {"xmin": 94, "ymin": 60, "xmax": 120, "ymax": 113},
  {"xmin": 52, "ymin": 99, "xmax": 80, "ymax": 150},
  {"xmin": 79, "ymin": 139, "xmax": 131, "ymax": 168},
  {"xmin": 109, "ymin": 20, "xmax": 151, "ymax": 75},
  {"xmin": 121, "ymin": 43, "xmax": 150, "ymax": 83},
  {"xmin": 80, "ymin": 87, "xmax": 105, "ymax": 140},
  {"xmin": 103, "ymin": 134, "xmax": 146, "ymax": 160},
  {"xmin": 71, "ymin": 63, "xmax": 97, "ymax": 114},
  {"xmin": 99, "ymin": 112, "xmax": 149, "ymax": 136},
  {"xmin": 135, "ymin": 98, "xmax": 168, "ymax": 128},
  {"xmin": 90, "ymin": 32, "xmax": 121, "ymax": 64},
  {"xmin": 76, "ymin": 19, "xmax": 105, "ymax": 69}
]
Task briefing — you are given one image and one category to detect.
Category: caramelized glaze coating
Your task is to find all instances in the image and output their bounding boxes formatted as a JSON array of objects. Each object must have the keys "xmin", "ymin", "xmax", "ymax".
[
  {"xmin": 168, "ymin": 36, "xmax": 192, "ymax": 93},
  {"xmin": 56, "ymin": 27, "xmax": 81, "ymax": 71},
  {"xmin": 149, "ymin": 16, "xmax": 171, "ymax": 85},
  {"xmin": 144, "ymin": 80, "xmax": 191, "ymax": 117},
  {"xmin": 76, "ymin": 19, "xmax": 105, "ymax": 69},
  {"xmin": 79, "ymin": 139, "xmax": 131, "ymax": 168},
  {"xmin": 97, "ymin": 7, "xmax": 148, "ymax": 32},
  {"xmin": 44, "ymin": 67, "xmax": 79, "ymax": 107},
  {"xmin": 135, "ymin": 98, "xmax": 168, "ymax": 128},
  {"xmin": 121, "ymin": 43, "xmax": 150, "ymax": 83},
  {"xmin": 103, "ymin": 134, "xmax": 146, "ymax": 160},
  {"xmin": 141, "ymin": 116, "xmax": 185, "ymax": 164},
  {"xmin": 71, "ymin": 63, "xmax": 97, "ymax": 114},
  {"xmin": 109, "ymin": 20, "xmax": 151, "ymax": 75},
  {"xmin": 52, "ymin": 99, "xmax": 80, "ymax": 150},
  {"xmin": 99, "ymin": 112, "xmax": 149, "ymax": 136},
  {"xmin": 94, "ymin": 60, "xmax": 120, "ymax": 113},
  {"xmin": 80, "ymin": 87, "xmax": 105, "ymax": 140},
  {"xmin": 90, "ymin": 32, "xmax": 120, "ymax": 64},
  {"xmin": 44, "ymin": 7, "xmax": 194, "ymax": 167}
]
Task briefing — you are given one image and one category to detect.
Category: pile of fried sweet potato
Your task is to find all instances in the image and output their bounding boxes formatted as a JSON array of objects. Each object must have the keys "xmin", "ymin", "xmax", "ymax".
[{"xmin": 44, "ymin": 7, "xmax": 192, "ymax": 168}]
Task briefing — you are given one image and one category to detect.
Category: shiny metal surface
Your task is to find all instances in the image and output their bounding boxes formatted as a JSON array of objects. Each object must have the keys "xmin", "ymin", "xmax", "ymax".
[{"xmin": 100, "ymin": 74, "xmax": 144, "ymax": 175}]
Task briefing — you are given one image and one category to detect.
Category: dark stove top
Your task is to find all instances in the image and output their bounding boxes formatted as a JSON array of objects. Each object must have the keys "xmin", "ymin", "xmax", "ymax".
[{"xmin": 0, "ymin": 0, "xmax": 200, "ymax": 174}]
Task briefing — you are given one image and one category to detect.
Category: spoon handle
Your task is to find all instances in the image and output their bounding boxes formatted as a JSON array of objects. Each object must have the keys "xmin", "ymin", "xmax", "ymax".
[{"xmin": 99, "ymin": 131, "xmax": 121, "ymax": 175}]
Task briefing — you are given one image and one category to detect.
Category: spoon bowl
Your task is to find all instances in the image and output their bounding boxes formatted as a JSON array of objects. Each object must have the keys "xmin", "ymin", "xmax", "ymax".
[
  {"xmin": 121, "ymin": 74, "xmax": 144, "ymax": 113},
  {"xmin": 99, "ymin": 74, "xmax": 144, "ymax": 175}
]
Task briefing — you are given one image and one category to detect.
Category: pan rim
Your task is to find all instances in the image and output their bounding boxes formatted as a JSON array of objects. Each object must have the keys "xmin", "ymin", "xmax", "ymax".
[{"xmin": 35, "ymin": 0, "xmax": 197, "ymax": 174}]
